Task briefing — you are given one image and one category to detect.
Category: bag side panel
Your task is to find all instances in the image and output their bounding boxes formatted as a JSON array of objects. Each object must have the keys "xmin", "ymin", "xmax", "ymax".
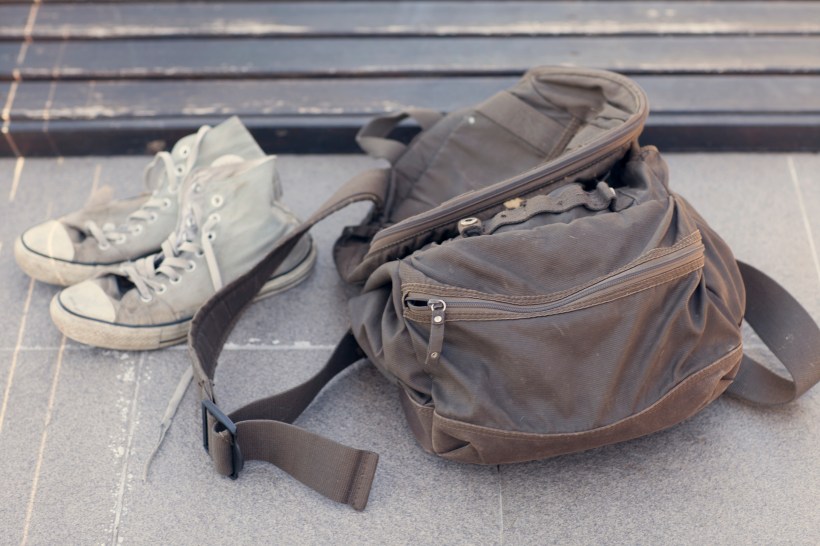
[{"xmin": 399, "ymin": 344, "xmax": 741, "ymax": 464}]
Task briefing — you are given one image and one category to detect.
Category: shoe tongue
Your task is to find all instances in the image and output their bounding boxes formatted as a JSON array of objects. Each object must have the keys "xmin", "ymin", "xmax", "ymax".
[
  {"xmin": 210, "ymin": 154, "xmax": 244, "ymax": 167},
  {"xmin": 169, "ymin": 156, "xmax": 246, "ymax": 247},
  {"xmin": 180, "ymin": 155, "xmax": 245, "ymax": 199},
  {"xmin": 144, "ymin": 151, "xmax": 180, "ymax": 193},
  {"xmin": 170, "ymin": 132, "xmax": 198, "ymax": 157},
  {"xmin": 84, "ymin": 185, "xmax": 114, "ymax": 209}
]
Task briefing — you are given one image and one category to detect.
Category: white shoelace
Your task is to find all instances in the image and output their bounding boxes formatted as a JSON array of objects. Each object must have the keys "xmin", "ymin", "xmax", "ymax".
[
  {"xmin": 133, "ymin": 174, "xmax": 224, "ymax": 481},
  {"xmin": 85, "ymin": 125, "xmax": 211, "ymax": 249},
  {"xmin": 119, "ymin": 200, "xmax": 223, "ymax": 302},
  {"xmin": 143, "ymin": 365, "xmax": 193, "ymax": 482}
]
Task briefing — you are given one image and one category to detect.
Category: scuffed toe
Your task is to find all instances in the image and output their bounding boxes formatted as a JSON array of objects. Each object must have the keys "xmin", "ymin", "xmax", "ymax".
[
  {"xmin": 21, "ymin": 220, "xmax": 76, "ymax": 260},
  {"xmin": 57, "ymin": 280, "xmax": 117, "ymax": 323}
]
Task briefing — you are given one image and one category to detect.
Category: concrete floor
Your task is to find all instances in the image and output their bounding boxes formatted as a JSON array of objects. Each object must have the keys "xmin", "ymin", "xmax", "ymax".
[{"xmin": 0, "ymin": 153, "xmax": 818, "ymax": 545}]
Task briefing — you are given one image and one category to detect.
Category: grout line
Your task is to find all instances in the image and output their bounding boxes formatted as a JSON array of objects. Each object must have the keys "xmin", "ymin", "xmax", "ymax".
[
  {"xmin": 2, "ymin": 128, "xmax": 22, "ymax": 159},
  {"xmin": 15, "ymin": 43, "xmax": 30, "ymax": 68},
  {"xmin": 90, "ymin": 164, "xmax": 102, "ymax": 197},
  {"xmin": 4, "ymin": 0, "xmax": 38, "ymax": 158},
  {"xmin": 787, "ymin": 156, "xmax": 820, "ymax": 286},
  {"xmin": 0, "ymin": 278, "xmax": 36, "ymax": 435},
  {"xmin": 19, "ymin": 336, "xmax": 66, "ymax": 546},
  {"xmin": 41, "ymin": 82, "xmax": 60, "ymax": 155},
  {"xmin": 22, "ymin": 1, "xmax": 41, "ymax": 44},
  {"xmin": 497, "ymin": 465, "xmax": 504, "ymax": 546},
  {"xmin": 43, "ymin": 80, "xmax": 57, "ymax": 123},
  {"xmin": 110, "ymin": 353, "xmax": 145, "ymax": 546},
  {"xmin": 0, "ymin": 343, "xmax": 339, "ymax": 352},
  {"xmin": 8, "ymin": 157, "xmax": 25, "ymax": 202},
  {"xmin": 0, "ymin": 203, "xmax": 53, "ymax": 434},
  {"xmin": 1, "ymin": 80, "xmax": 19, "ymax": 123},
  {"xmin": 1, "ymin": 79, "xmax": 21, "ymax": 157},
  {"xmin": 218, "ymin": 343, "xmax": 337, "ymax": 351},
  {"xmin": 51, "ymin": 41, "xmax": 68, "ymax": 81}
]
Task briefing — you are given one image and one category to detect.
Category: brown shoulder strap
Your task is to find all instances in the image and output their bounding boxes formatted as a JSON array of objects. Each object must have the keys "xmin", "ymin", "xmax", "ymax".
[
  {"xmin": 355, "ymin": 108, "xmax": 443, "ymax": 163},
  {"xmin": 190, "ymin": 168, "xmax": 389, "ymax": 510},
  {"xmin": 728, "ymin": 261, "xmax": 820, "ymax": 405}
]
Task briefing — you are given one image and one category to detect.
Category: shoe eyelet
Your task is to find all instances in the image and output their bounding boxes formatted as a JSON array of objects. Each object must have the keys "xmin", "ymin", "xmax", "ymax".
[
  {"xmin": 148, "ymin": 213, "xmax": 158, "ymax": 223},
  {"xmin": 179, "ymin": 146, "xmax": 190, "ymax": 158},
  {"xmin": 98, "ymin": 242, "xmax": 111, "ymax": 251},
  {"xmin": 208, "ymin": 213, "xmax": 220, "ymax": 223},
  {"xmin": 194, "ymin": 184, "xmax": 202, "ymax": 193},
  {"xmin": 140, "ymin": 294, "xmax": 153, "ymax": 303},
  {"xmin": 162, "ymin": 198, "xmax": 172, "ymax": 208},
  {"xmin": 176, "ymin": 165, "xmax": 186, "ymax": 176},
  {"xmin": 132, "ymin": 225, "xmax": 144, "ymax": 236},
  {"xmin": 157, "ymin": 285, "xmax": 167, "ymax": 294},
  {"xmin": 115, "ymin": 235, "xmax": 127, "ymax": 245},
  {"xmin": 210, "ymin": 195, "xmax": 223, "ymax": 207},
  {"xmin": 206, "ymin": 232, "xmax": 216, "ymax": 241},
  {"xmin": 195, "ymin": 249, "xmax": 205, "ymax": 258},
  {"xmin": 186, "ymin": 261, "xmax": 196, "ymax": 272},
  {"xmin": 170, "ymin": 276, "xmax": 182, "ymax": 285}
]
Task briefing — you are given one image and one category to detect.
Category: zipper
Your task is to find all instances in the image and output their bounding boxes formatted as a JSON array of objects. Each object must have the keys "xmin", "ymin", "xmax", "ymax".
[
  {"xmin": 370, "ymin": 75, "xmax": 648, "ymax": 255},
  {"xmin": 404, "ymin": 236, "xmax": 703, "ymax": 363}
]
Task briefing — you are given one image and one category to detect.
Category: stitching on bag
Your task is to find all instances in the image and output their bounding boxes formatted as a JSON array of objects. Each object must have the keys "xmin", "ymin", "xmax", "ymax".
[
  {"xmin": 372, "ymin": 69, "xmax": 646, "ymax": 256},
  {"xmin": 403, "ymin": 259, "xmax": 703, "ymax": 323},
  {"xmin": 390, "ymin": 115, "xmax": 470, "ymax": 217},
  {"xmin": 374, "ymin": 144, "xmax": 630, "ymax": 254},
  {"xmin": 401, "ymin": 231, "xmax": 702, "ymax": 307},
  {"xmin": 545, "ymin": 116, "xmax": 584, "ymax": 162},
  {"xmin": 526, "ymin": 68, "xmax": 642, "ymax": 114},
  {"xmin": 431, "ymin": 344, "xmax": 743, "ymax": 440},
  {"xmin": 476, "ymin": 109, "xmax": 555, "ymax": 158},
  {"xmin": 348, "ymin": 451, "xmax": 370, "ymax": 508}
]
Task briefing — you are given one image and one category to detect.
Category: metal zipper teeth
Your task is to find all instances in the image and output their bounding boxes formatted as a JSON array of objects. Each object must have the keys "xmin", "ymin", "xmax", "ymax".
[
  {"xmin": 405, "ymin": 243, "xmax": 703, "ymax": 321},
  {"xmin": 371, "ymin": 88, "xmax": 648, "ymax": 253}
]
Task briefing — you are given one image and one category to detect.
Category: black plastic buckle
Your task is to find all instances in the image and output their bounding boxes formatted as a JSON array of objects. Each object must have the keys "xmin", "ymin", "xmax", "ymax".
[{"xmin": 201, "ymin": 399, "xmax": 244, "ymax": 479}]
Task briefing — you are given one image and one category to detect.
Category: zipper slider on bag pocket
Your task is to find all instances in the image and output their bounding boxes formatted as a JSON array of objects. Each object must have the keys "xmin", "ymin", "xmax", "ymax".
[{"xmin": 426, "ymin": 299, "xmax": 447, "ymax": 366}]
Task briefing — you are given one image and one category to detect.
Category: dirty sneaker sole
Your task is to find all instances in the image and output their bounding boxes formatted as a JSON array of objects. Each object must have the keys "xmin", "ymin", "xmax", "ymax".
[
  {"xmin": 49, "ymin": 242, "xmax": 317, "ymax": 351},
  {"xmin": 14, "ymin": 236, "xmax": 122, "ymax": 286}
]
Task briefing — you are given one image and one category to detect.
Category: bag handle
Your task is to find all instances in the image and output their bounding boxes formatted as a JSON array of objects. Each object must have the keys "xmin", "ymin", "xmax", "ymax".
[
  {"xmin": 728, "ymin": 261, "xmax": 820, "ymax": 405},
  {"xmin": 355, "ymin": 108, "xmax": 443, "ymax": 163},
  {"xmin": 190, "ymin": 168, "xmax": 390, "ymax": 511}
]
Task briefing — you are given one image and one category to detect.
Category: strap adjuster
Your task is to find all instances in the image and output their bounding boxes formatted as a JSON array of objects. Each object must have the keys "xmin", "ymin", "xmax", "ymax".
[{"xmin": 201, "ymin": 399, "xmax": 244, "ymax": 479}]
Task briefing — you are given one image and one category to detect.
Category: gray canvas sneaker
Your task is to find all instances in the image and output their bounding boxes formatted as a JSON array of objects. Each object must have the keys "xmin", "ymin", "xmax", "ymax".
[
  {"xmin": 14, "ymin": 116, "xmax": 265, "ymax": 286},
  {"xmin": 49, "ymin": 156, "xmax": 316, "ymax": 350}
]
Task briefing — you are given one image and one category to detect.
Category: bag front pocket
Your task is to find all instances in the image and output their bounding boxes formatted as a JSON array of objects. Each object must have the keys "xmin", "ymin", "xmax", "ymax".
[{"xmin": 399, "ymin": 232, "xmax": 727, "ymax": 436}]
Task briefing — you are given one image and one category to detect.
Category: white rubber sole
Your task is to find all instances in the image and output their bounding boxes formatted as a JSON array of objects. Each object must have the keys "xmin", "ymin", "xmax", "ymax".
[
  {"xmin": 49, "ymin": 241, "xmax": 318, "ymax": 351},
  {"xmin": 14, "ymin": 236, "xmax": 116, "ymax": 287}
]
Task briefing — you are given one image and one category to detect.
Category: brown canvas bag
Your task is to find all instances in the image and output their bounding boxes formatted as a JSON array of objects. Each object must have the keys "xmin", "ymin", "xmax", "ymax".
[{"xmin": 189, "ymin": 67, "xmax": 820, "ymax": 511}]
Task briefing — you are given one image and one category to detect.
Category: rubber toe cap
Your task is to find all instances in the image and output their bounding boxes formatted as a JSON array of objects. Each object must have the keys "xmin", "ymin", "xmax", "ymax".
[
  {"xmin": 58, "ymin": 280, "xmax": 117, "ymax": 323},
  {"xmin": 21, "ymin": 220, "xmax": 75, "ymax": 260}
]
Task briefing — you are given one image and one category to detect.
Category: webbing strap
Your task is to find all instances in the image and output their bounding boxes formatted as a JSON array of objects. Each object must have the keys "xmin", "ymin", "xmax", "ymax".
[
  {"xmin": 728, "ymin": 261, "xmax": 820, "ymax": 405},
  {"xmin": 190, "ymin": 168, "xmax": 390, "ymax": 510},
  {"xmin": 482, "ymin": 181, "xmax": 616, "ymax": 234},
  {"xmin": 203, "ymin": 333, "xmax": 376, "ymax": 510},
  {"xmin": 355, "ymin": 108, "xmax": 444, "ymax": 163}
]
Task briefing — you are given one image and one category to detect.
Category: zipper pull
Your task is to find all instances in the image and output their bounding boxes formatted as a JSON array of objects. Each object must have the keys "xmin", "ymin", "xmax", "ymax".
[{"xmin": 425, "ymin": 299, "xmax": 446, "ymax": 366}]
